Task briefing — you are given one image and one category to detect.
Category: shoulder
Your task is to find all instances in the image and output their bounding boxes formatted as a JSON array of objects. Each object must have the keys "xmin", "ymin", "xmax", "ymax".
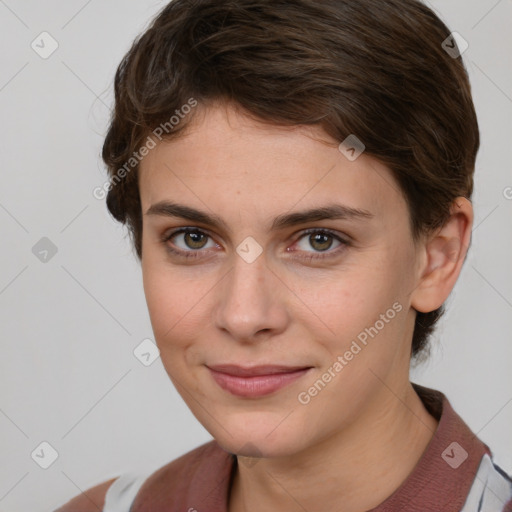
[
  {"xmin": 53, "ymin": 441, "xmax": 230, "ymax": 512},
  {"xmin": 134, "ymin": 440, "xmax": 225, "ymax": 496},
  {"xmin": 54, "ymin": 477, "xmax": 117, "ymax": 512},
  {"xmin": 461, "ymin": 453, "xmax": 512, "ymax": 512},
  {"xmin": 131, "ymin": 441, "xmax": 235, "ymax": 511}
]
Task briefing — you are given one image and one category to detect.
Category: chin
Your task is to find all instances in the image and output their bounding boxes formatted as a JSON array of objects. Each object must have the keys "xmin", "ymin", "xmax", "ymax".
[{"xmin": 207, "ymin": 412, "xmax": 312, "ymax": 460}]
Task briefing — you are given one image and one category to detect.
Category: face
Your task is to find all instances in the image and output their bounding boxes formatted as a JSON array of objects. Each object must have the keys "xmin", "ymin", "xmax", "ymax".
[{"xmin": 139, "ymin": 101, "xmax": 423, "ymax": 458}]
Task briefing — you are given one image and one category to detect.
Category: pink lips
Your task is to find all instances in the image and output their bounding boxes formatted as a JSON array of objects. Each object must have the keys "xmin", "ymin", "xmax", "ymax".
[{"xmin": 207, "ymin": 364, "xmax": 312, "ymax": 398}]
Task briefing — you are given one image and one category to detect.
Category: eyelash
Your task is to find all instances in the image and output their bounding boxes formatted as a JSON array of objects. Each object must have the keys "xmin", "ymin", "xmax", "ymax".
[{"xmin": 160, "ymin": 227, "xmax": 350, "ymax": 262}]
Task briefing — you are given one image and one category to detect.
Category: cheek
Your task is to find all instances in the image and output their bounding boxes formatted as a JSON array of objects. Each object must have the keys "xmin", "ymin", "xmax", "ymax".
[
  {"xmin": 307, "ymin": 260, "xmax": 408, "ymax": 361},
  {"xmin": 142, "ymin": 269, "xmax": 196, "ymax": 389},
  {"xmin": 142, "ymin": 261, "xmax": 192, "ymax": 341},
  {"xmin": 141, "ymin": 259, "xmax": 217, "ymax": 366}
]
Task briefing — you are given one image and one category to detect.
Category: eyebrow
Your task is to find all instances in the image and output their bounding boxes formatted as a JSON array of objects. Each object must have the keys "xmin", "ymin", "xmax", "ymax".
[{"xmin": 145, "ymin": 201, "xmax": 374, "ymax": 232}]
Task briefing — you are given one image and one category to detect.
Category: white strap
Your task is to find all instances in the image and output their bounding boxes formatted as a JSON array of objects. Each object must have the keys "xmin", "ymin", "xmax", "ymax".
[
  {"xmin": 460, "ymin": 454, "xmax": 512, "ymax": 511},
  {"xmin": 102, "ymin": 472, "xmax": 150, "ymax": 512}
]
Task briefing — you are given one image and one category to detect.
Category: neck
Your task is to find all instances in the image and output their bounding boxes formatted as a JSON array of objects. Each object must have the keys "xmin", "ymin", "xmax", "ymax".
[{"xmin": 228, "ymin": 382, "xmax": 438, "ymax": 512}]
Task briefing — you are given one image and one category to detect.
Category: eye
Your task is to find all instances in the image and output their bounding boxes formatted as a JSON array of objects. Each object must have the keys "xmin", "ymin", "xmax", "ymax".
[
  {"xmin": 161, "ymin": 227, "xmax": 350, "ymax": 261},
  {"xmin": 162, "ymin": 228, "xmax": 218, "ymax": 258},
  {"xmin": 290, "ymin": 229, "xmax": 349, "ymax": 260}
]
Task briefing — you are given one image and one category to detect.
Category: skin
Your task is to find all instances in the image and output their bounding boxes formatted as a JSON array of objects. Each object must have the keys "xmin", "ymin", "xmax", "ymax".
[{"xmin": 138, "ymin": 101, "xmax": 473, "ymax": 512}]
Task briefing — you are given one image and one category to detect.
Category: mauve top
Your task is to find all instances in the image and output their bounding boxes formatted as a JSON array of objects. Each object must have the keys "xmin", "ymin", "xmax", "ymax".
[{"xmin": 60, "ymin": 384, "xmax": 512, "ymax": 512}]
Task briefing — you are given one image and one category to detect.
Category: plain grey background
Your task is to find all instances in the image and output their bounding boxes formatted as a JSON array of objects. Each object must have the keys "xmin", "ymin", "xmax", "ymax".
[{"xmin": 0, "ymin": 1, "xmax": 511, "ymax": 511}]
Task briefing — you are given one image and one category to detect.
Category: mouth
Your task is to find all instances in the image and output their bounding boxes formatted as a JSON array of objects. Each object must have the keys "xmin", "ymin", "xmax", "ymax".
[{"xmin": 206, "ymin": 364, "xmax": 313, "ymax": 398}]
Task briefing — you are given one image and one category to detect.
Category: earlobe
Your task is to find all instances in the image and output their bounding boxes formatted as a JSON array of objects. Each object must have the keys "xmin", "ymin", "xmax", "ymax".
[{"xmin": 411, "ymin": 197, "xmax": 473, "ymax": 313}]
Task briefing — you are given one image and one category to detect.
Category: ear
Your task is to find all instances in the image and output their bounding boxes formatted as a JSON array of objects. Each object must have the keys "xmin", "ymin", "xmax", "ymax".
[{"xmin": 411, "ymin": 197, "xmax": 473, "ymax": 313}]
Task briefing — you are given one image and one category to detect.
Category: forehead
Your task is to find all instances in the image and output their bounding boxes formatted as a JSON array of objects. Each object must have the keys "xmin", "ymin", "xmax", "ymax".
[{"xmin": 138, "ymin": 103, "xmax": 406, "ymax": 226}]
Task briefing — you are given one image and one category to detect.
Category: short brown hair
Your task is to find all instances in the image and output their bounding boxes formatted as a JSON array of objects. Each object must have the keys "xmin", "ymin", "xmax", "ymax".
[{"xmin": 102, "ymin": 0, "xmax": 479, "ymax": 361}]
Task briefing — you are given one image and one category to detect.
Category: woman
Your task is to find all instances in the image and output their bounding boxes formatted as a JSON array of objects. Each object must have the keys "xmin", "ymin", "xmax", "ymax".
[{"xmin": 56, "ymin": 0, "xmax": 512, "ymax": 510}]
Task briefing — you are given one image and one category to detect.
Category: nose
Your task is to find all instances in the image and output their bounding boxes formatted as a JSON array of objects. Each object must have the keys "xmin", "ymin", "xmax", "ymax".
[{"xmin": 212, "ymin": 252, "xmax": 289, "ymax": 343}]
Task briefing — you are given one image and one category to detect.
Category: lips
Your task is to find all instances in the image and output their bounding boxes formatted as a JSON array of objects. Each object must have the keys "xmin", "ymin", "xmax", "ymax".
[
  {"xmin": 207, "ymin": 364, "xmax": 311, "ymax": 377},
  {"xmin": 206, "ymin": 364, "xmax": 312, "ymax": 398}
]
